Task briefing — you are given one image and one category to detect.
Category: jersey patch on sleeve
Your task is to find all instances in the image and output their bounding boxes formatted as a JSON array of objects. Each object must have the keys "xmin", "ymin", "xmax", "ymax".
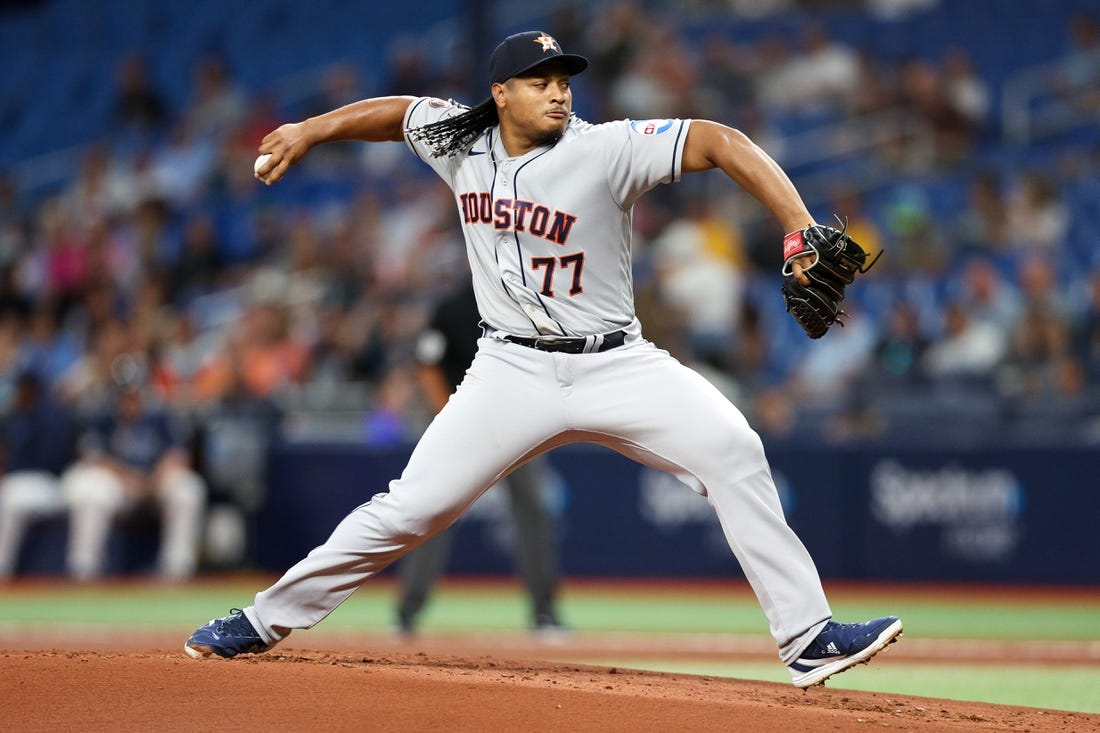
[
  {"xmin": 630, "ymin": 119, "xmax": 674, "ymax": 136},
  {"xmin": 428, "ymin": 98, "xmax": 454, "ymax": 109}
]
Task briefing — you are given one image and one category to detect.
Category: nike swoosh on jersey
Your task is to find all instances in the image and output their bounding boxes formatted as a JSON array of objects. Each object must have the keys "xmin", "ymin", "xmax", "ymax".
[{"xmin": 468, "ymin": 150, "xmax": 486, "ymax": 156}]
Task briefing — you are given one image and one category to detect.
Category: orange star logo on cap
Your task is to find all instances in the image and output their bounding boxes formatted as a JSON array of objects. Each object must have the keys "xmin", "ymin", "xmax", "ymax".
[{"xmin": 533, "ymin": 32, "xmax": 559, "ymax": 53}]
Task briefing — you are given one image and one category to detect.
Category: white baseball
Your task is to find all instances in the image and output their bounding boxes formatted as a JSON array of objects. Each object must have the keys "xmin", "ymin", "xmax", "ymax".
[{"xmin": 254, "ymin": 153, "xmax": 273, "ymax": 175}]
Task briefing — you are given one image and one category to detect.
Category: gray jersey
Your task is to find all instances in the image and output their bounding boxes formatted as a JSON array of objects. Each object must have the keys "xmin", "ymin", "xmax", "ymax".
[{"xmin": 404, "ymin": 98, "xmax": 692, "ymax": 338}]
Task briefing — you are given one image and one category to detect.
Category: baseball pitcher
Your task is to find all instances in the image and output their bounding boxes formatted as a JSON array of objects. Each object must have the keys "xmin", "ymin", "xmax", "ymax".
[{"xmin": 185, "ymin": 31, "xmax": 900, "ymax": 688}]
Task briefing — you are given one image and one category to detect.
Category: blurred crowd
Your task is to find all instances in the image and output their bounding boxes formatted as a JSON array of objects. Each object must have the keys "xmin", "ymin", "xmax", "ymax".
[{"xmin": 0, "ymin": 2, "xmax": 1099, "ymax": 576}]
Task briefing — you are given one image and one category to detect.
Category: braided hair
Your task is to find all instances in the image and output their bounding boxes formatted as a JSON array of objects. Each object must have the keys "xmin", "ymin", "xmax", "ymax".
[{"xmin": 407, "ymin": 98, "xmax": 498, "ymax": 158}]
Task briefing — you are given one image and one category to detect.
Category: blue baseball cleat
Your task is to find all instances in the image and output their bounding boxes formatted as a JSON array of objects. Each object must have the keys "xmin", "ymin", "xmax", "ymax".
[
  {"xmin": 184, "ymin": 608, "xmax": 273, "ymax": 659},
  {"xmin": 788, "ymin": 616, "xmax": 903, "ymax": 688}
]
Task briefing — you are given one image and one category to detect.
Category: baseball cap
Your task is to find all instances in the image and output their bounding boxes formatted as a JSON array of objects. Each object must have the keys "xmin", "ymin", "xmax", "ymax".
[{"xmin": 488, "ymin": 31, "xmax": 589, "ymax": 85}]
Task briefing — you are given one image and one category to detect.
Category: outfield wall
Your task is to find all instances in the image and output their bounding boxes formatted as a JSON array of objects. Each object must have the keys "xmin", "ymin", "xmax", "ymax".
[{"xmin": 255, "ymin": 441, "xmax": 1100, "ymax": 584}]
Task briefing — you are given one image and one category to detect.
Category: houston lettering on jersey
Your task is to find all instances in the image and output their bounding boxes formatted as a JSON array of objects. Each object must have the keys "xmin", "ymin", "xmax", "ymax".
[{"xmin": 458, "ymin": 193, "xmax": 577, "ymax": 245}]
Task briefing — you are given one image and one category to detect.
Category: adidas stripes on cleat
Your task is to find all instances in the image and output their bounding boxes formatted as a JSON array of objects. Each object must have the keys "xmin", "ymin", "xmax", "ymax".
[{"xmin": 788, "ymin": 616, "xmax": 903, "ymax": 688}]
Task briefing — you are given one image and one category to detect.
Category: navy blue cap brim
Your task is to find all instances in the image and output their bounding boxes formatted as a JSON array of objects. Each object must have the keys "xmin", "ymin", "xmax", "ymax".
[{"xmin": 492, "ymin": 54, "xmax": 589, "ymax": 84}]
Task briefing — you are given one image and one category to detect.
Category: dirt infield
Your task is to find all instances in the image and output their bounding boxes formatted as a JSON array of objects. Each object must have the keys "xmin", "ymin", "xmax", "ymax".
[
  {"xmin": 3, "ymin": 643, "xmax": 1098, "ymax": 732},
  {"xmin": 3, "ymin": 580, "xmax": 1099, "ymax": 732}
]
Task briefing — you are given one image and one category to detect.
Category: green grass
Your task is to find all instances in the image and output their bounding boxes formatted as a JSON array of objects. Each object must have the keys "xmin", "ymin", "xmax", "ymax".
[
  {"xmin": 569, "ymin": 659, "xmax": 1100, "ymax": 714},
  {"xmin": 2, "ymin": 583, "xmax": 1098, "ymax": 639},
  {"xmin": 823, "ymin": 599, "xmax": 1100, "ymax": 640},
  {"xmin": 1, "ymin": 579, "xmax": 1098, "ymax": 713}
]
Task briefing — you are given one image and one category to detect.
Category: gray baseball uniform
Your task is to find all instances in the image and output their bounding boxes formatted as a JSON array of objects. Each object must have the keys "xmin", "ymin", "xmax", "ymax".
[{"xmin": 245, "ymin": 100, "xmax": 832, "ymax": 664}]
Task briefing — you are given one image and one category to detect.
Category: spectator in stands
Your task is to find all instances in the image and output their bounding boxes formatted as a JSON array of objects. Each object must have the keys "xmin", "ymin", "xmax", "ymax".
[
  {"xmin": 61, "ymin": 378, "xmax": 205, "ymax": 580},
  {"xmin": 237, "ymin": 297, "xmax": 310, "ymax": 399},
  {"xmin": 112, "ymin": 53, "xmax": 169, "ymax": 141},
  {"xmin": 149, "ymin": 122, "xmax": 218, "ymax": 208},
  {"xmin": 82, "ymin": 218, "xmax": 142, "ymax": 300},
  {"xmin": 0, "ymin": 266, "xmax": 31, "ymax": 324},
  {"xmin": 1072, "ymin": 269, "xmax": 1100, "ymax": 380},
  {"xmin": 786, "ymin": 303, "xmax": 877, "ymax": 405},
  {"xmin": 998, "ymin": 306, "xmax": 1083, "ymax": 400},
  {"xmin": 276, "ymin": 220, "xmax": 334, "ymax": 314},
  {"xmin": 20, "ymin": 301, "xmax": 82, "ymax": 388},
  {"xmin": 57, "ymin": 318, "xmax": 134, "ymax": 420},
  {"xmin": 1054, "ymin": 12, "xmax": 1100, "ymax": 117},
  {"xmin": 1006, "ymin": 174, "xmax": 1069, "ymax": 251},
  {"xmin": 152, "ymin": 312, "xmax": 219, "ymax": 407},
  {"xmin": 191, "ymin": 345, "xmax": 282, "ymax": 569},
  {"xmin": 897, "ymin": 58, "xmax": 975, "ymax": 163},
  {"xmin": 0, "ymin": 171, "xmax": 22, "ymax": 232},
  {"xmin": 305, "ymin": 293, "xmax": 390, "ymax": 388},
  {"xmin": 1065, "ymin": 12, "xmax": 1100, "ymax": 56},
  {"xmin": 848, "ymin": 51, "xmax": 896, "ymax": 118},
  {"xmin": 196, "ymin": 296, "xmax": 309, "ymax": 403},
  {"xmin": 361, "ymin": 368, "xmax": 417, "ymax": 448},
  {"xmin": 783, "ymin": 24, "xmax": 861, "ymax": 113},
  {"xmin": 756, "ymin": 23, "xmax": 861, "ymax": 114},
  {"xmin": 582, "ymin": 3, "xmax": 652, "ymax": 105},
  {"xmin": 921, "ymin": 300, "xmax": 1007, "ymax": 380},
  {"xmin": 304, "ymin": 306, "xmax": 357, "ymax": 386},
  {"xmin": 370, "ymin": 177, "xmax": 460, "ymax": 291},
  {"xmin": 381, "ymin": 41, "xmax": 432, "ymax": 98},
  {"xmin": 206, "ymin": 145, "xmax": 272, "ymax": 267},
  {"xmin": 952, "ymin": 257, "xmax": 1022, "ymax": 334},
  {"xmin": 0, "ymin": 372, "xmax": 74, "ymax": 578},
  {"xmin": 727, "ymin": 299, "xmax": 773, "ymax": 390},
  {"xmin": 37, "ymin": 198, "xmax": 89, "ymax": 308},
  {"xmin": 0, "ymin": 315, "xmax": 23, "ymax": 409},
  {"xmin": 941, "ymin": 49, "xmax": 990, "ymax": 134},
  {"xmin": 313, "ymin": 215, "xmax": 370, "ymax": 311},
  {"xmin": 870, "ymin": 299, "xmax": 929, "ymax": 387},
  {"xmin": 63, "ymin": 145, "xmax": 133, "ymax": 230},
  {"xmin": 953, "ymin": 172, "xmax": 1010, "ymax": 253},
  {"xmin": 169, "ymin": 213, "xmax": 225, "ymax": 306},
  {"xmin": 882, "ymin": 186, "xmax": 948, "ymax": 275},
  {"xmin": 183, "ymin": 54, "xmax": 248, "ymax": 142},
  {"xmin": 1016, "ymin": 255, "xmax": 1072, "ymax": 318},
  {"xmin": 651, "ymin": 198, "xmax": 745, "ymax": 366},
  {"xmin": 104, "ymin": 150, "xmax": 168, "ymax": 230},
  {"xmin": 696, "ymin": 34, "xmax": 757, "ymax": 121},
  {"xmin": 1007, "ymin": 258, "xmax": 1082, "ymax": 400},
  {"xmin": 610, "ymin": 28, "xmax": 698, "ymax": 120},
  {"xmin": 128, "ymin": 198, "xmax": 177, "ymax": 275},
  {"xmin": 754, "ymin": 36, "xmax": 799, "ymax": 111}
]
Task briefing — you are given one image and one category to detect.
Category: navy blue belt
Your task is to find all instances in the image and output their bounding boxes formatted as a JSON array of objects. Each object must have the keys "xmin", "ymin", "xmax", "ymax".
[{"xmin": 498, "ymin": 330, "xmax": 627, "ymax": 354}]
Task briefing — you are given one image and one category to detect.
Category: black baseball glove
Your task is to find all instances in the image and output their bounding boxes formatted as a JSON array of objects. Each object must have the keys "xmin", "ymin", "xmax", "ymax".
[{"xmin": 780, "ymin": 220, "xmax": 881, "ymax": 339}]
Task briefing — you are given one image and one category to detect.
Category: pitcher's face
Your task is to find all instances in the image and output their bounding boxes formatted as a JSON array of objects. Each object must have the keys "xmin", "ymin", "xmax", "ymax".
[{"xmin": 494, "ymin": 60, "xmax": 573, "ymax": 148}]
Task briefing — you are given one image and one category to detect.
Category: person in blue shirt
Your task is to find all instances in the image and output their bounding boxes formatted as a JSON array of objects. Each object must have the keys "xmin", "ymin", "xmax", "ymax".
[
  {"xmin": 61, "ymin": 382, "xmax": 206, "ymax": 580},
  {"xmin": 0, "ymin": 372, "xmax": 75, "ymax": 578}
]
